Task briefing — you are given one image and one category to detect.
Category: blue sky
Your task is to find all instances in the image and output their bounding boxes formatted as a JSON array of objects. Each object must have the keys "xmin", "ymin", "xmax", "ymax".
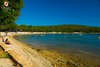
[{"xmin": 16, "ymin": 0, "xmax": 100, "ymax": 26}]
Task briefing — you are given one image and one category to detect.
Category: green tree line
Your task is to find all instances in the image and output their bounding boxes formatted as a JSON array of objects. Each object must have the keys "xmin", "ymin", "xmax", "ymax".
[{"xmin": 16, "ymin": 24, "xmax": 100, "ymax": 33}]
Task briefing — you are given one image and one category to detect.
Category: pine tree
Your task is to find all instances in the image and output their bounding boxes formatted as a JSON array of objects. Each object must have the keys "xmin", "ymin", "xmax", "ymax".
[{"xmin": 0, "ymin": 0, "xmax": 23, "ymax": 31}]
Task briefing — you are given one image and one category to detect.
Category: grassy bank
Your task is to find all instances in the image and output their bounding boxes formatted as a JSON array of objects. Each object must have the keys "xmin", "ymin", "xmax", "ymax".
[
  {"xmin": 0, "ymin": 44, "xmax": 23, "ymax": 67},
  {"xmin": 0, "ymin": 47, "xmax": 10, "ymax": 58}
]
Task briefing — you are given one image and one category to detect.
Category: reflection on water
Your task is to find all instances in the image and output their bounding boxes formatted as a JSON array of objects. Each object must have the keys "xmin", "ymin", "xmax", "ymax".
[
  {"xmin": 15, "ymin": 34, "xmax": 100, "ymax": 58},
  {"xmin": 99, "ymin": 36, "xmax": 100, "ymax": 40}
]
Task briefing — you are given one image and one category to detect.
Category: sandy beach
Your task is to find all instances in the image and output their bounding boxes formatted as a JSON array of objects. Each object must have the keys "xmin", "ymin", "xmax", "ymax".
[{"xmin": 0, "ymin": 32, "xmax": 53, "ymax": 67}]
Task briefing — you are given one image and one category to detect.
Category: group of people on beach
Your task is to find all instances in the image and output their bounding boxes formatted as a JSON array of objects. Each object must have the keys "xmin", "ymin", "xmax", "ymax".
[
  {"xmin": 0, "ymin": 36, "xmax": 11, "ymax": 45},
  {"xmin": 0, "ymin": 32, "xmax": 12, "ymax": 51}
]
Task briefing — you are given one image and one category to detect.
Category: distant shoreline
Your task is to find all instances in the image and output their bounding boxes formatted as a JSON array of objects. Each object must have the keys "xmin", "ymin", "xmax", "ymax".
[{"xmin": 1, "ymin": 32, "xmax": 100, "ymax": 36}]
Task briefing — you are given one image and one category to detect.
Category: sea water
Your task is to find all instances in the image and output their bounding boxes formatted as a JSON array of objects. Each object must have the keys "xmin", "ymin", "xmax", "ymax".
[{"xmin": 15, "ymin": 34, "xmax": 100, "ymax": 58}]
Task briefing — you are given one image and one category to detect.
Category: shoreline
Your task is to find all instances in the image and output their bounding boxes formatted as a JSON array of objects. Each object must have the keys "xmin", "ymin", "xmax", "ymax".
[
  {"xmin": 10, "ymin": 34, "xmax": 53, "ymax": 67},
  {"xmin": 0, "ymin": 32, "xmax": 100, "ymax": 67},
  {"xmin": 1, "ymin": 32, "xmax": 100, "ymax": 36},
  {"xmin": 13, "ymin": 32, "xmax": 100, "ymax": 67},
  {"xmin": 0, "ymin": 32, "xmax": 53, "ymax": 67},
  {"xmin": 11, "ymin": 34, "xmax": 79, "ymax": 67}
]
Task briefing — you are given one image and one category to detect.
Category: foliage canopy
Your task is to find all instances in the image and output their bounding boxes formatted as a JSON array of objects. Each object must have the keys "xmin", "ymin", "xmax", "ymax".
[{"xmin": 0, "ymin": 0, "xmax": 23, "ymax": 31}]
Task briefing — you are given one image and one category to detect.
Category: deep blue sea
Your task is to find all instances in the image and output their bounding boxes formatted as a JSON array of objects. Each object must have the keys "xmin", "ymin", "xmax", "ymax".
[{"xmin": 15, "ymin": 34, "xmax": 100, "ymax": 58}]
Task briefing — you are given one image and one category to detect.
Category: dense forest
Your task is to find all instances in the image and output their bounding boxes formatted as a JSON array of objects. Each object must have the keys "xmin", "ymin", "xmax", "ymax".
[
  {"xmin": 1, "ymin": 24, "xmax": 99, "ymax": 33},
  {"xmin": 17, "ymin": 24, "xmax": 100, "ymax": 33}
]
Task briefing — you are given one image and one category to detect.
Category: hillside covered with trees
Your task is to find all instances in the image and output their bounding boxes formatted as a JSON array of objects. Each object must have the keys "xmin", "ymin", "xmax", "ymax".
[
  {"xmin": 1, "ymin": 24, "xmax": 99, "ymax": 33},
  {"xmin": 17, "ymin": 25, "xmax": 100, "ymax": 33}
]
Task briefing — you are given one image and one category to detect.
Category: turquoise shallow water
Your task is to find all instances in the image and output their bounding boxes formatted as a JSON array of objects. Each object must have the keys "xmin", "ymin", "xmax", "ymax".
[{"xmin": 15, "ymin": 34, "xmax": 100, "ymax": 57}]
